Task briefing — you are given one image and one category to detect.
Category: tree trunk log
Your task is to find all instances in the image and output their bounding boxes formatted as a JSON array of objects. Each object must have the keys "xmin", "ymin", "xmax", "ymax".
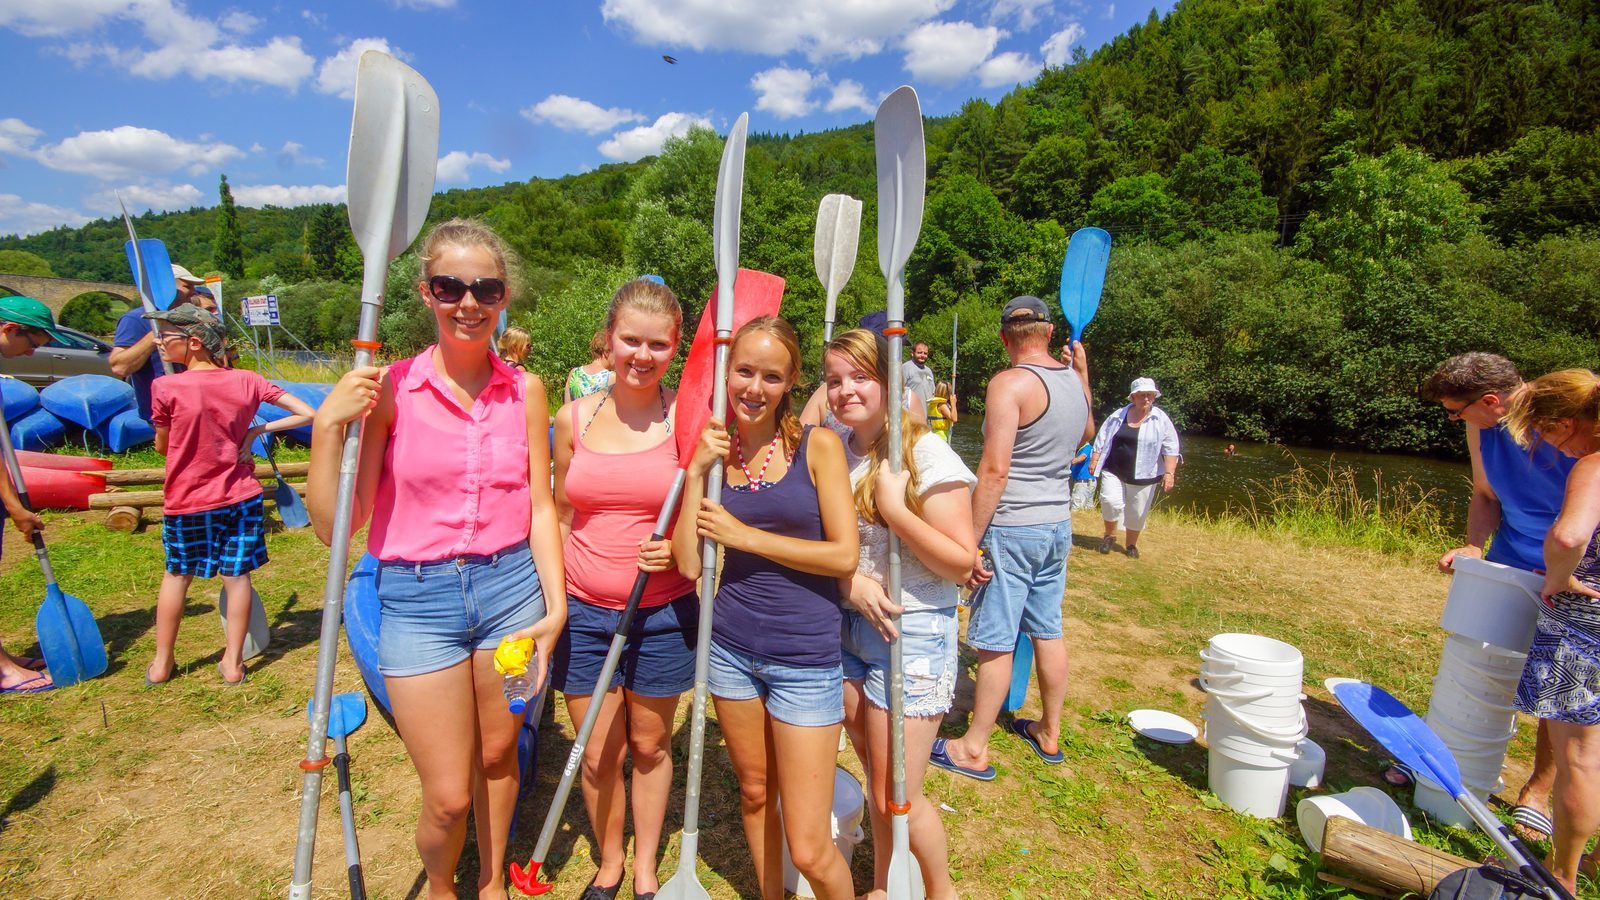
[
  {"xmin": 1320, "ymin": 816, "xmax": 1477, "ymax": 899},
  {"xmin": 104, "ymin": 506, "xmax": 142, "ymax": 532},
  {"xmin": 93, "ymin": 461, "xmax": 310, "ymax": 485},
  {"xmin": 89, "ymin": 481, "xmax": 305, "ymax": 509}
]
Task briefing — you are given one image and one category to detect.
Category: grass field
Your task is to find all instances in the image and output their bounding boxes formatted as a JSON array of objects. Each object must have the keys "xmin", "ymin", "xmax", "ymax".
[{"xmin": 0, "ymin": 503, "xmax": 1593, "ymax": 899}]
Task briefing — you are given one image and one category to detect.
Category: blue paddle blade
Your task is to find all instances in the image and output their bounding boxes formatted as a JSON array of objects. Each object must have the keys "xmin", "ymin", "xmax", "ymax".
[
  {"xmin": 1059, "ymin": 227, "xmax": 1112, "ymax": 342},
  {"xmin": 1004, "ymin": 634, "xmax": 1033, "ymax": 712},
  {"xmin": 1329, "ymin": 679, "xmax": 1463, "ymax": 797},
  {"xmin": 276, "ymin": 477, "xmax": 310, "ymax": 528},
  {"xmin": 308, "ymin": 692, "xmax": 369, "ymax": 739},
  {"xmin": 35, "ymin": 582, "xmax": 107, "ymax": 687},
  {"xmin": 124, "ymin": 239, "xmax": 177, "ymax": 309}
]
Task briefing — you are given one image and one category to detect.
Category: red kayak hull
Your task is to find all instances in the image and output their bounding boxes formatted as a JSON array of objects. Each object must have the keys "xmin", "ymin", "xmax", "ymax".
[
  {"xmin": 16, "ymin": 451, "xmax": 113, "ymax": 472},
  {"xmin": 16, "ymin": 466, "xmax": 105, "ymax": 510}
]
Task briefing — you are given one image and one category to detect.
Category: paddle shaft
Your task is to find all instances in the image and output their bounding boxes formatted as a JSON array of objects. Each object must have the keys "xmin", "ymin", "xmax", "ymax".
[
  {"xmin": 332, "ymin": 732, "xmax": 367, "ymax": 900},
  {"xmin": 884, "ymin": 155, "xmax": 913, "ymax": 900},
  {"xmin": 117, "ymin": 197, "xmax": 175, "ymax": 377},
  {"xmin": 290, "ymin": 252, "xmax": 386, "ymax": 898},
  {"xmin": 948, "ymin": 314, "xmax": 958, "ymax": 439},
  {"xmin": 0, "ymin": 405, "xmax": 60, "ymax": 587},
  {"xmin": 520, "ymin": 474, "xmax": 684, "ymax": 874}
]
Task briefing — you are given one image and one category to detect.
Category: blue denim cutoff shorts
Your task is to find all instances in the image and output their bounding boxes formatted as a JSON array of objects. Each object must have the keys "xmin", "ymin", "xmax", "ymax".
[
  {"xmin": 551, "ymin": 593, "xmax": 698, "ymax": 699},
  {"xmin": 375, "ymin": 541, "xmax": 543, "ymax": 678},
  {"xmin": 707, "ymin": 639, "xmax": 844, "ymax": 727},
  {"xmin": 965, "ymin": 521, "xmax": 1071, "ymax": 651},
  {"xmin": 842, "ymin": 606, "xmax": 958, "ymax": 717}
]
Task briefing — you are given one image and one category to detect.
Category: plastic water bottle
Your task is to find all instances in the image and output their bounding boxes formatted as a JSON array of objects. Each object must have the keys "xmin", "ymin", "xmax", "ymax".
[
  {"xmin": 503, "ymin": 671, "xmax": 537, "ymax": 715},
  {"xmin": 493, "ymin": 636, "xmax": 539, "ymax": 714}
]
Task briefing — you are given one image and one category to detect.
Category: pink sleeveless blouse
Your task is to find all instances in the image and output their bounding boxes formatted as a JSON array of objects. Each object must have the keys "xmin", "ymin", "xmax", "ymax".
[{"xmin": 367, "ymin": 347, "xmax": 532, "ymax": 561}]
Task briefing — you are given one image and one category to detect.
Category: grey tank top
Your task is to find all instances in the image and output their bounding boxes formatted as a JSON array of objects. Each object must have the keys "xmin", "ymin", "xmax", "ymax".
[{"xmin": 993, "ymin": 364, "xmax": 1087, "ymax": 527}]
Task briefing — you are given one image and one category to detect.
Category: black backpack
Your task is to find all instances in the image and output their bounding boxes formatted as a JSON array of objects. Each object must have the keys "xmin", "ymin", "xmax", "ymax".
[{"xmin": 1430, "ymin": 865, "xmax": 1546, "ymax": 899}]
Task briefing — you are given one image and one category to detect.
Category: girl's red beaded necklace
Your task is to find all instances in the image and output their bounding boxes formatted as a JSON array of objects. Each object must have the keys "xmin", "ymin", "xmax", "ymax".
[{"xmin": 733, "ymin": 430, "xmax": 790, "ymax": 490}]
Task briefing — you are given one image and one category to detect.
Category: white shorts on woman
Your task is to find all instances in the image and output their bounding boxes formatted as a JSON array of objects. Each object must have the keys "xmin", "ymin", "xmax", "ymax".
[{"xmin": 1099, "ymin": 471, "xmax": 1158, "ymax": 530}]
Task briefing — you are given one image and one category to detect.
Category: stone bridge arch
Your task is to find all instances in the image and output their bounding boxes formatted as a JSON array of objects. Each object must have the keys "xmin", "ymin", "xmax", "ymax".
[{"xmin": 0, "ymin": 273, "xmax": 140, "ymax": 317}]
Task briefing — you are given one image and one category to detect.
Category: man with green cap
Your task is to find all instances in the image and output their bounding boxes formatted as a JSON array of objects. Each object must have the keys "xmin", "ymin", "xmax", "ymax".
[{"xmin": 0, "ymin": 296, "xmax": 69, "ymax": 692}]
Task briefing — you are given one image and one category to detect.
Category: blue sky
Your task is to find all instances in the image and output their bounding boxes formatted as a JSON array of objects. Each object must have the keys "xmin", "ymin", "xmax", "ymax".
[{"xmin": 0, "ymin": 1, "xmax": 1173, "ymax": 237}]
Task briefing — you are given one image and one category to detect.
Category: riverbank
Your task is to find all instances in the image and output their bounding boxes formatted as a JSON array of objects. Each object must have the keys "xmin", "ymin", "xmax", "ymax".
[{"xmin": 0, "ymin": 508, "xmax": 1584, "ymax": 898}]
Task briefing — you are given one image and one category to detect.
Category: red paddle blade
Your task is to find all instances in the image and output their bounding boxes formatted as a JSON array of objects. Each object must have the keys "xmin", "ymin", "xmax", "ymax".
[
  {"xmin": 507, "ymin": 859, "xmax": 552, "ymax": 894},
  {"xmin": 674, "ymin": 268, "xmax": 785, "ymax": 463}
]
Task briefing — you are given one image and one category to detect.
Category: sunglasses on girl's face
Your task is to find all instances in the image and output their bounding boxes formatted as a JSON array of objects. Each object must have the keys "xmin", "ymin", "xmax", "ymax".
[{"xmin": 428, "ymin": 275, "xmax": 507, "ymax": 306}]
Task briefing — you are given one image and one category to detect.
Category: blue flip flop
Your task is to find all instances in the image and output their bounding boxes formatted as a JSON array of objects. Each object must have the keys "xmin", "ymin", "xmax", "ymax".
[
  {"xmin": 1009, "ymin": 718, "xmax": 1064, "ymax": 764},
  {"xmin": 930, "ymin": 738, "xmax": 996, "ymax": 781},
  {"xmin": 1, "ymin": 674, "xmax": 54, "ymax": 694}
]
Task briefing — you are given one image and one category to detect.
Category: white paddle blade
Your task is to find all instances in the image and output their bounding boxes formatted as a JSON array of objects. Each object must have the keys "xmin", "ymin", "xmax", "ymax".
[
  {"xmin": 346, "ymin": 50, "xmax": 440, "ymax": 263},
  {"xmin": 712, "ymin": 113, "xmax": 749, "ymax": 333},
  {"xmin": 875, "ymin": 86, "xmax": 927, "ymax": 284},
  {"xmin": 813, "ymin": 193, "xmax": 863, "ymax": 317}
]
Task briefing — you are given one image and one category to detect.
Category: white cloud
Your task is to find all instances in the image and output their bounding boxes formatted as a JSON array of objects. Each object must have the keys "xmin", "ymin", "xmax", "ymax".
[
  {"xmin": 1042, "ymin": 22, "xmax": 1086, "ymax": 66},
  {"xmin": 32, "ymin": 126, "xmax": 242, "ymax": 180},
  {"xmin": 991, "ymin": 0, "xmax": 1053, "ymax": 30},
  {"xmin": 978, "ymin": 51, "xmax": 1042, "ymax": 88},
  {"xmin": 826, "ymin": 79, "xmax": 875, "ymax": 114},
  {"xmin": 601, "ymin": 0, "xmax": 956, "ymax": 62},
  {"xmin": 315, "ymin": 37, "xmax": 403, "ymax": 99},
  {"xmin": 231, "ymin": 183, "xmax": 348, "ymax": 207},
  {"xmin": 219, "ymin": 10, "xmax": 261, "ymax": 34},
  {"xmin": 522, "ymin": 94, "xmax": 643, "ymax": 134},
  {"xmin": 599, "ymin": 112, "xmax": 712, "ymax": 162},
  {"xmin": 751, "ymin": 67, "xmax": 822, "ymax": 119},
  {"xmin": 86, "ymin": 182, "xmax": 205, "ymax": 215},
  {"xmin": 0, "ymin": 118, "xmax": 42, "ymax": 157},
  {"xmin": 436, "ymin": 151, "xmax": 512, "ymax": 184},
  {"xmin": 1104, "ymin": 4, "xmax": 1116, "ymax": 19},
  {"xmin": 0, "ymin": 194, "xmax": 90, "ymax": 237},
  {"xmin": 902, "ymin": 21, "xmax": 1002, "ymax": 84},
  {"xmin": 0, "ymin": 0, "xmax": 154, "ymax": 39},
  {"xmin": 276, "ymin": 141, "xmax": 325, "ymax": 169},
  {"xmin": 137, "ymin": 36, "xmax": 316, "ymax": 90},
  {"xmin": 392, "ymin": 0, "xmax": 456, "ymax": 7}
]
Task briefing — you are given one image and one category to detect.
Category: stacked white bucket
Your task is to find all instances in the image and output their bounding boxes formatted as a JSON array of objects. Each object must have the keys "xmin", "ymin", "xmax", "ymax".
[
  {"xmin": 1418, "ymin": 556, "xmax": 1542, "ymax": 828},
  {"xmin": 1201, "ymin": 634, "xmax": 1308, "ymax": 818}
]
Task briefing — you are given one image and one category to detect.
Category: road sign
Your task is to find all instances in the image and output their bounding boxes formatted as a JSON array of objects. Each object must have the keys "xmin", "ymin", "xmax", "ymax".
[{"xmin": 241, "ymin": 294, "xmax": 279, "ymax": 326}]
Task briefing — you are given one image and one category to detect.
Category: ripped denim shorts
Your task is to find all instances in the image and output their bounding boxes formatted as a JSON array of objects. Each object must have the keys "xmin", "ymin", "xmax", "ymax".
[{"xmin": 841, "ymin": 606, "xmax": 957, "ymax": 718}]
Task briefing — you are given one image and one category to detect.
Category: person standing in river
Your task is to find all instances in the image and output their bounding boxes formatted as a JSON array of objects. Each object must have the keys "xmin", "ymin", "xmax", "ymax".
[
  {"xmin": 1422, "ymin": 352, "xmax": 1573, "ymax": 843},
  {"xmin": 931, "ymin": 295, "xmax": 1092, "ymax": 781}
]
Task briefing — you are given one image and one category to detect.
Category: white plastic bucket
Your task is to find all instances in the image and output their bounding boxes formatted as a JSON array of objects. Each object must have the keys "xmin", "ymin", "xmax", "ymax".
[
  {"xmin": 1442, "ymin": 634, "xmax": 1530, "ymax": 671},
  {"xmin": 1288, "ymin": 738, "xmax": 1326, "ymax": 789},
  {"xmin": 1442, "ymin": 556, "xmax": 1542, "ymax": 652},
  {"xmin": 1209, "ymin": 745, "xmax": 1291, "ymax": 818},
  {"xmin": 1413, "ymin": 777, "xmax": 1483, "ymax": 830},
  {"xmin": 1205, "ymin": 696, "xmax": 1308, "ymax": 745},
  {"xmin": 1297, "ymin": 786, "xmax": 1411, "ymax": 852},
  {"xmin": 1202, "ymin": 635, "xmax": 1304, "ymax": 676},
  {"xmin": 783, "ymin": 768, "xmax": 877, "ymax": 898}
]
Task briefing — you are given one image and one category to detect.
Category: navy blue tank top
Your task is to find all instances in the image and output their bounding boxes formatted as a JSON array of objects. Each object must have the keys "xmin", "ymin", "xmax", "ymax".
[
  {"xmin": 713, "ymin": 426, "xmax": 842, "ymax": 668},
  {"xmin": 1479, "ymin": 422, "xmax": 1572, "ymax": 572}
]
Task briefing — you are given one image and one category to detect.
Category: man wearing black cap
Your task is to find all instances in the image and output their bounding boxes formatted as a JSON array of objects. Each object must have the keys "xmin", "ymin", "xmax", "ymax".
[{"xmin": 930, "ymin": 295, "xmax": 1093, "ymax": 781}]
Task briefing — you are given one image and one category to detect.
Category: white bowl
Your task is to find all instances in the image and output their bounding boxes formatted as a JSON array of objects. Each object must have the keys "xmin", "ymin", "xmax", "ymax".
[{"xmin": 1297, "ymin": 786, "xmax": 1412, "ymax": 852}]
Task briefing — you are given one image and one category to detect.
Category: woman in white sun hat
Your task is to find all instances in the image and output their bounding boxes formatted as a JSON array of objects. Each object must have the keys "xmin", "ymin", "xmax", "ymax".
[{"xmin": 1089, "ymin": 377, "xmax": 1180, "ymax": 559}]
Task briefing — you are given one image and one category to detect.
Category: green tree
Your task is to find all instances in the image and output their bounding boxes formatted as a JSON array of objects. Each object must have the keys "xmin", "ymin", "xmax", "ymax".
[
  {"xmin": 305, "ymin": 205, "xmax": 344, "ymax": 273},
  {"xmin": 1087, "ymin": 173, "xmax": 1185, "ymax": 244},
  {"xmin": 1167, "ymin": 146, "xmax": 1277, "ymax": 236},
  {"xmin": 213, "ymin": 174, "xmax": 245, "ymax": 277},
  {"xmin": 0, "ymin": 249, "xmax": 54, "ymax": 276}
]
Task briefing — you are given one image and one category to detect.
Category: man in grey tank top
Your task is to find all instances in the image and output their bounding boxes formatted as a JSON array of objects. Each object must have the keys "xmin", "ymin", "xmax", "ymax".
[{"xmin": 931, "ymin": 295, "xmax": 1093, "ymax": 780}]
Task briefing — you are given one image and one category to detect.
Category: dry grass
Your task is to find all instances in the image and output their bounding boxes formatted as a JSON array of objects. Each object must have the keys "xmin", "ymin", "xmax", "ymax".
[{"xmin": 0, "ymin": 509, "xmax": 1586, "ymax": 898}]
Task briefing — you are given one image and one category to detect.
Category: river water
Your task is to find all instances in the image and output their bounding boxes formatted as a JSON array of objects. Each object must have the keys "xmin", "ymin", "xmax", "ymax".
[{"xmin": 945, "ymin": 428, "xmax": 1473, "ymax": 526}]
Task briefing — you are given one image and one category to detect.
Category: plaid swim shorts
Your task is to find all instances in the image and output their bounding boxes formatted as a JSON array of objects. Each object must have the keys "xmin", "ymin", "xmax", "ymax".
[{"xmin": 162, "ymin": 494, "xmax": 269, "ymax": 578}]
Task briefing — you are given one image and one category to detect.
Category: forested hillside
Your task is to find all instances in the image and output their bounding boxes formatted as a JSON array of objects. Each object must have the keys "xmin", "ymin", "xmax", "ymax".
[{"xmin": 4, "ymin": 0, "xmax": 1597, "ymax": 454}]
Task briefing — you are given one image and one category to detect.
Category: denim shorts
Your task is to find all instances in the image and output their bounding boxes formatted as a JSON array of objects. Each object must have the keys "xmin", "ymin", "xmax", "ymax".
[
  {"xmin": 162, "ymin": 494, "xmax": 268, "ymax": 578},
  {"xmin": 966, "ymin": 521, "xmax": 1070, "ymax": 651},
  {"xmin": 707, "ymin": 640, "xmax": 844, "ymax": 727},
  {"xmin": 375, "ymin": 541, "xmax": 544, "ymax": 677},
  {"xmin": 841, "ymin": 606, "xmax": 957, "ymax": 718},
  {"xmin": 551, "ymin": 593, "xmax": 697, "ymax": 699}
]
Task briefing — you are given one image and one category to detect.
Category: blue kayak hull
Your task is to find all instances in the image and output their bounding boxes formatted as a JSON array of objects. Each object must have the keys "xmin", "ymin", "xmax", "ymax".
[
  {"xmin": 11, "ymin": 407, "xmax": 66, "ymax": 451},
  {"xmin": 41, "ymin": 375, "xmax": 135, "ymax": 429},
  {"xmin": 97, "ymin": 408, "xmax": 156, "ymax": 453},
  {"xmin": 343, "ymin": 554, "xmax": 390, "ymax": 713},
  {"xmin": 256, "ymin": 382, "xmax": 331, "ymax": 447},
  {"xmin": 1, "ymin": 377, "xmax": 40, "ymax": 422}
]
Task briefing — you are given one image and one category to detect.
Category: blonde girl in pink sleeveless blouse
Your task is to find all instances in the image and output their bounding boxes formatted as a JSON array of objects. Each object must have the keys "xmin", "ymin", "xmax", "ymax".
[
  {"xmin": 550, "ymin": 279, "xmax": 697, "ymax": 899},
  {"xmin": 308, "ymin": 219, "xmax": 566, "ymax": 900}
]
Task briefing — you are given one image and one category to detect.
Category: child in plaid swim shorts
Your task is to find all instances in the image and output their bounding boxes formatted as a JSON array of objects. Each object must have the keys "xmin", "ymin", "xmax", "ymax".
[{"xmin": 143, "ymin": 306, "xmax": 317, "ymax": 685}]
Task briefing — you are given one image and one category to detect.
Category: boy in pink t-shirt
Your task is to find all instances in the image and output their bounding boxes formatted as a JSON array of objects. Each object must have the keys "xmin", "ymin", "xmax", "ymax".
[{"xmin": 144, "ymin": 306, "xmax": 317, "ymax": 685}]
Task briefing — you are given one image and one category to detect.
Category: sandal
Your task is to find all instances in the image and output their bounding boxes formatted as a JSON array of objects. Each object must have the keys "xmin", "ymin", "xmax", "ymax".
[
  {"xmin": 1511, "ymin": 805, "xmax": 1554, "ymax": 841},
  {"xmin": 930, "ymin": 738, "xmax": 997, "ymax": 781}
]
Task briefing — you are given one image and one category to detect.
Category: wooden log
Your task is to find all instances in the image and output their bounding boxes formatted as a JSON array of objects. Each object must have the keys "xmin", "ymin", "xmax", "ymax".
[
  {"xmin": 1320, "ymin": 815, "xmax": 1477, "ymax": 899},
  {"xmin": 105, "ymin": 506, "xmax": 142, "ymax": 532},
  {"xmin": 89, "ymin": 481, "xmax": 306, "ymax": 509},
  {"xmin": 93, "ymin": 461, "xmax": 311, "ymax": 486}
]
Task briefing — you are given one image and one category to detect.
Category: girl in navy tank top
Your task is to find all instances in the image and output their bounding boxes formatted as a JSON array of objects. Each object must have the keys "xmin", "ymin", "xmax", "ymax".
[{"xmin": 674, "ymin": 316, "xmax": 860, "ymax": 900}]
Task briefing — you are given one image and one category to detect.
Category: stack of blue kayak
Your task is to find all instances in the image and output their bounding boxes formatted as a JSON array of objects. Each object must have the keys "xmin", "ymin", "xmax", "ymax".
[{"xmin": 1, "ymin": 376, "xmax": 63, "ymax": 451}]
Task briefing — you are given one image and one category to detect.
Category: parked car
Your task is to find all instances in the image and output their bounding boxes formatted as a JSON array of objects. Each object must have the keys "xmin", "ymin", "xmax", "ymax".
[{"xmin": 0, "ymin": 326, "xmax": 115, "ymax": 387}]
